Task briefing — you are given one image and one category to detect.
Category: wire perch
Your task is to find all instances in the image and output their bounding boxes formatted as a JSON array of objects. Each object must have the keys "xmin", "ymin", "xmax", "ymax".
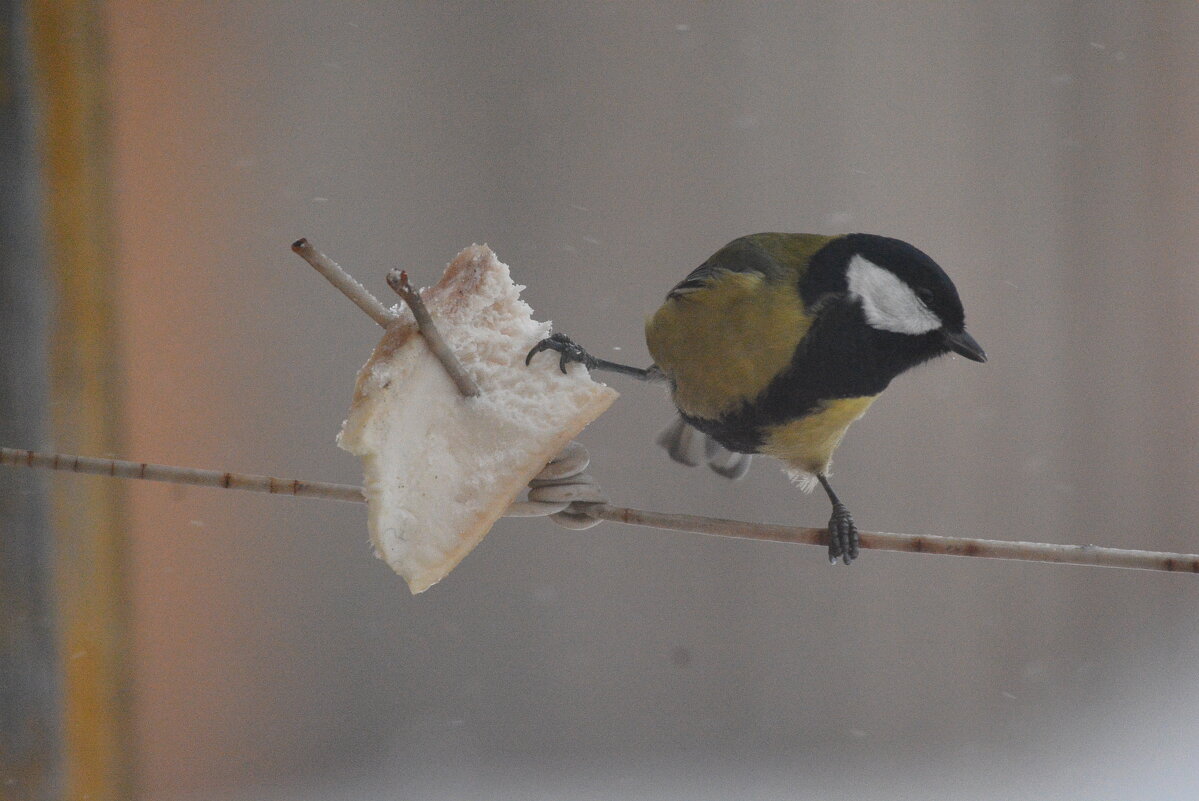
[
  {"xmin": 1, "ymin": 446, "xmax": 1196, "ymax": 573},
  {"xmin": 3, "ymin": 239, "xmax": 1196, "ymax": 576}
]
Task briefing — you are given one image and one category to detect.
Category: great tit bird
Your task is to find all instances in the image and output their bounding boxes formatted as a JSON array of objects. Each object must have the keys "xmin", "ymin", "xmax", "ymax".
[{"xmin": 527, "ymin": 233, "xmax": 985, "ymax": 564}]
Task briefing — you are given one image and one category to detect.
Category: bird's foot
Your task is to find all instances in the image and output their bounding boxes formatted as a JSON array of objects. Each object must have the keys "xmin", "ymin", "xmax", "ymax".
[
  {"xmin": 526, "ymin": 333, "xmax": 597, "ymax": 373},
  {"xmin": 827, "ymin": 503, "xmax": 859, "ymax": 566}
]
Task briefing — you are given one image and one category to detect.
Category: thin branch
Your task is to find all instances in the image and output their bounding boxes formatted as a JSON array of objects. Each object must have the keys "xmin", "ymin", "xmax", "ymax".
[
  {"xmin": 291, "ymin": 238, "xmax": 398, "ymax": 328},
  {"xmin": 585, "ymin": 504, "xmax": 1199, "ymax": 574},
  {"xmin": 385, "ymin": 268, "xmax": 481, "ymax": 397},
  {"xmin": 1, "ymin": 447, "xmax": 363, "ymax": 503},
  {"xmin": 290, "ymin": 238, "xmax": 479, "ymax": 398},
  {"xmin": 4, "ymin": 447, "xmax": 1197, "ymax": 574}
]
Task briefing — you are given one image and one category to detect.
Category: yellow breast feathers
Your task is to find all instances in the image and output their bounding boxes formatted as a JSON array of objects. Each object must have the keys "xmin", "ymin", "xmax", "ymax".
[{"xmin": 762, "ymin": 395, "xmax": 877, "ymax": 481}]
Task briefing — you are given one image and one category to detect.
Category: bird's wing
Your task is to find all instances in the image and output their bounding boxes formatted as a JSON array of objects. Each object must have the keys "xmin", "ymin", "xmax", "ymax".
[
  {"xmin": 649, "ymin": 237, "xmax": 824, "ymax": 419},
  {"xmin": 665, "ymin": 236, "xmax": 782, "ymax": 299}
]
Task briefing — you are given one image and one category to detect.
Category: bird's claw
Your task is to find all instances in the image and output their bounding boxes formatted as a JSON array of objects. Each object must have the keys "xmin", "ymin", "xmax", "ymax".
[
  {"xmin": 827, "ymin": 503, "xmax": 859, "ymax": 566},
  {"xmin": 526, "ymin": 333, "xmax": 595, "ymax": 373}
]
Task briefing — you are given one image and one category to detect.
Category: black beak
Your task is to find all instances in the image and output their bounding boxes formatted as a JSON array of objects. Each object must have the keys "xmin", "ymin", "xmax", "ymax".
[{"xmin": 944, "ymin": 328, "xmax": 987, "ymax": 363}]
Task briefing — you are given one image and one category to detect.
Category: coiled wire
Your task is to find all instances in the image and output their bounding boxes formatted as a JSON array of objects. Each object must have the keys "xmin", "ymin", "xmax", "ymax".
[{"xmin": 505, "ymin": 441, "xmax": 607, "ymax": 529}]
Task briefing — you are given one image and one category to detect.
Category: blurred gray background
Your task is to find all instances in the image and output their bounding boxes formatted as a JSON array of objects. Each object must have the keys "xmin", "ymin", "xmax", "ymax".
[{"xmin": 101, "ymin": 2, "xmax": 1199, "ymax": 799}]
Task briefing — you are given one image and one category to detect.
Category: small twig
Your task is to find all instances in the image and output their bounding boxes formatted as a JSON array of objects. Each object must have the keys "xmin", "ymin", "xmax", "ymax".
[
  {"xmin": 291, "ymin": 238, "xmax": 478, "ymax": 397},
  {"xmin": 4, "ymin": 447, "xmax": 1198, "ymax": 574},
  {"xmin": 291, "ymin": 238, "xmax": 398, "ymax": 328},
  {"xmin": 385, "ymin": 268, "xmax": 481, "ymax": 398}
]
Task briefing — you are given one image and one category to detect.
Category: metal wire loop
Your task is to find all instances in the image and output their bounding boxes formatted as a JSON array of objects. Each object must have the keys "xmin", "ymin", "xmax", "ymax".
[{"xmin": 506, "ymin": 441, "xmax": 607, "ymax": 529}]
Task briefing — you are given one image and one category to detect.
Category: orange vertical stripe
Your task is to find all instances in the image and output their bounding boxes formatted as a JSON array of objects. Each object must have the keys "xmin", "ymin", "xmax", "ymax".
[{"xmin": 27, "ymin": 2, "xmax": 133, "ymax": 799}]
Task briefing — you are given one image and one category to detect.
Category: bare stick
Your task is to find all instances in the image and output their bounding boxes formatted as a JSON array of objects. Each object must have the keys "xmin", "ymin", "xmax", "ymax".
[
  {"xmin": 585, "ymin": 504, "xmax": 1199, "ymax": 573},
  {"xmin": 1, "ymin": 447, "xmax": 363, "ymax": 503},
  {"xmin": 291, "ymin": 238, "xmax": 398, "ymax": 328},
  {"xmin": 5, "ymin": 447, "xmax": 1198, "ymax": 574},
  {"xmin": 385, "ymin": 268, "xmax": 481, "ymax": 397},
  {"xmin": 289, "ymin": 240, "xmax": 477, "ymax": 395}
]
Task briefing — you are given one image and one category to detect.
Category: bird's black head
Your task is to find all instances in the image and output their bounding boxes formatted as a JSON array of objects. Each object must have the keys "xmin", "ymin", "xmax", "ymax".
[{"xmin": 801, "ymin": 233, "xmax": 986, "ymax": 363}]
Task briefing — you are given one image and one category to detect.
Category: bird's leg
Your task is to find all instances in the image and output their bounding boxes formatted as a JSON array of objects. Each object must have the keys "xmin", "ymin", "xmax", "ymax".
[
  {"xmin": 526, "ymin": 333, "xmax": 663, "ymax": 382},
  {"xmin": 817, "ymin": 473, "xmax": 859, "ymax": 566}
]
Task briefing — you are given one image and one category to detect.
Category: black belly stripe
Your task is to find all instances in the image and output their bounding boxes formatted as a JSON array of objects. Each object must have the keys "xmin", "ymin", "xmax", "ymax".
[{"xmin": 677, "ymin": 296, "xmax": 943, "ymax": 455}]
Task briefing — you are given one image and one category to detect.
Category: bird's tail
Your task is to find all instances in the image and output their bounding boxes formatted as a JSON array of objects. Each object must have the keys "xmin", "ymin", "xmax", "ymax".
[{"xmin": 655, "ymin": 417, "xmax": 752, "ymax": 480}]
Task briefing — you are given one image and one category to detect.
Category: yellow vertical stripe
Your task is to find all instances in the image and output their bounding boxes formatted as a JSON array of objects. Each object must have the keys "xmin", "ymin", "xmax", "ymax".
[{"xmin": 27, "ymin": 2, "xmax": 133, "ymax": 799}]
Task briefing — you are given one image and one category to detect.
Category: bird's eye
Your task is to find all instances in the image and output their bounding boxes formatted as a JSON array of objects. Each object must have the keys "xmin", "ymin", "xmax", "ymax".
[{"xmin": 916, "ymin": 287, "xmax": 934, "ymax": 305}]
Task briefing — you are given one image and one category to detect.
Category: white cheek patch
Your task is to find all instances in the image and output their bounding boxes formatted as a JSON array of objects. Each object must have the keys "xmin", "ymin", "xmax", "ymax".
[{"xmin": 845, "ymin": 255, "xmax": 942, "ymax": 334}]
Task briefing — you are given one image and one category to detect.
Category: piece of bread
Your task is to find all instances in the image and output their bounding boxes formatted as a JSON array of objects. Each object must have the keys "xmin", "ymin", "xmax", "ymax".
[{"xmin": 338, "ymin": 245, "xmax": 618, "ymax": 593}]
